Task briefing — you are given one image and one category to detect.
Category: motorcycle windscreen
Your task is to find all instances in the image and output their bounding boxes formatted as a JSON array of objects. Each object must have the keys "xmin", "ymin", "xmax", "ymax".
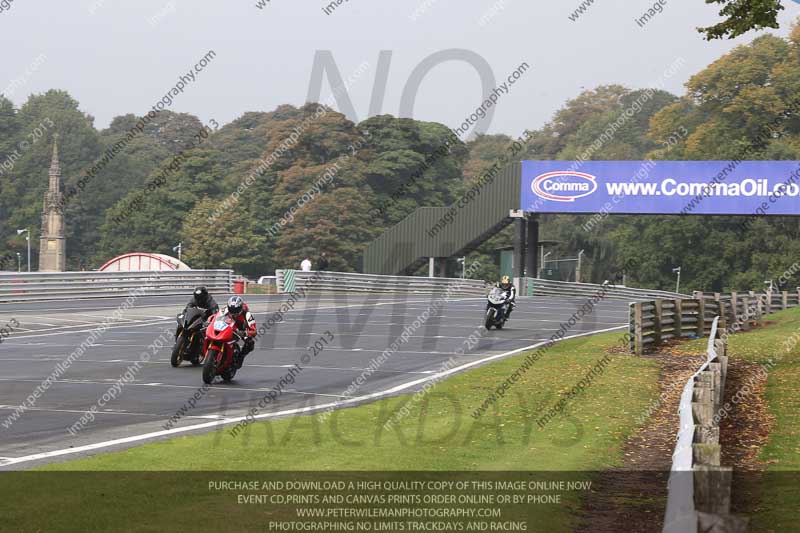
[
  {"xmin": 213, "ymin": 316, "xmax": 232, "ymax": 332},
  {"xmin": 488, "ymin": 287, "xmax": 506, "ymax": 305}
]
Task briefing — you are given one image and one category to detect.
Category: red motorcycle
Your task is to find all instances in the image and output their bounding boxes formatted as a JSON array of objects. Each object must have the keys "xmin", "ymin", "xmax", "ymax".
[{"xmin": 201, "ymin": 311, "xmax": 243, "ymax": 384}]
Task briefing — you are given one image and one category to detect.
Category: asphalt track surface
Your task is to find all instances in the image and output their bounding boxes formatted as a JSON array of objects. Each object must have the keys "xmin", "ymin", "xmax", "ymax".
[{"xmin": 0, "ymin": 292, "xmax": 630, "ymax": 470}]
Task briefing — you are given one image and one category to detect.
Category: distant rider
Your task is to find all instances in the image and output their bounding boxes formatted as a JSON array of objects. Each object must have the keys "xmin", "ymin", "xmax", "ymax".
[
  {"xmin": 185, "ymin": 286, "xmax": 219, "ymax": 320},
  {"xmin": 223, "ymin": 295, "xmax": 257, "ymax": 369},
  {"xmin": 497, "ymin": 275, "xmax": 516, "ymax": 319}
]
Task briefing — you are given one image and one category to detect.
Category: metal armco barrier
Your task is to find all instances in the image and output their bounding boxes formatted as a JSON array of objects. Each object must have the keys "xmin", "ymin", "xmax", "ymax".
[
  {"xmin": 663, "ymin": 317, "xmax": 748, "ymax": 532},
  {"xmin": 526, "ymin": 278, "xmax": 689, "ymax": 301},
  {"xmin": 276, "ymin": 270, "xmax": 487, "ymax": 295},
  {"xmin": 0, "ymin": 270, "xmax": 233, "ymax": 302}
]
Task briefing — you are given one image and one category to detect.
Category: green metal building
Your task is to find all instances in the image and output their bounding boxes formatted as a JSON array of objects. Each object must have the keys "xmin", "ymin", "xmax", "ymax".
[{"xmin": 363, "ymin": 162, "xmax": 540, "ymax": 280}]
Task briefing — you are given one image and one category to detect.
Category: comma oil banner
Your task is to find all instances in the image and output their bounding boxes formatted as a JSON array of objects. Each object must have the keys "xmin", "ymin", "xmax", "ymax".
[{"xmin": 520, "ymin": 160, "xmax": 800, "ymax": 216}]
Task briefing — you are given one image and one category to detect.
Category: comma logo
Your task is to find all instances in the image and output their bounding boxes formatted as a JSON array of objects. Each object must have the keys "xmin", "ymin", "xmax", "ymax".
[{"xmin": 531, "ymin": 171, "xmax": 598, "ymax": 202}]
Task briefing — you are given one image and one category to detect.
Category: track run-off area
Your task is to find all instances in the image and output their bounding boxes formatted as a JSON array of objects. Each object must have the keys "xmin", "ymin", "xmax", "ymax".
[{"xmin": 0, "ymin": 292, "xmax": 630, "ymax": 469}]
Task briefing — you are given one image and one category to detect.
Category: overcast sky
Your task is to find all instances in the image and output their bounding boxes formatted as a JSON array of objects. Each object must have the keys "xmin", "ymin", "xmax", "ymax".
[{"xmin": 1, "ymin": 0, "xmax": 798, "ymax": 137}]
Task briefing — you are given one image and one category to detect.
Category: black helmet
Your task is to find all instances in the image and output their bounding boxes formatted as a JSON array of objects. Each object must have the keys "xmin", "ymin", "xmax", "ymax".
[
  {"xmin": 227, "ymin": 295, "xmax": 244, "ymax": 316},
  {"xmin": 193, "ymin": 286, "xmax": 209, "ymax": 304}
]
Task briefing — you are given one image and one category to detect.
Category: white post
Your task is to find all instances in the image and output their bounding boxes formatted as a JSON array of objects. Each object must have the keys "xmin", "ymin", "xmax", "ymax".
[
  {"xmin": 17, "ymin": 228, "xmax": 30, "ymax": 272},
  {"xmin": 576, "ymin": 249, "xmax": 584, "ymax": 283},
  {"xmin": 428, "ymin": 257, "xmax": 435, "ymax": 278},
  {"xmin": 539, "ymin": 246, "xmax": 544, "ymax": 278}
]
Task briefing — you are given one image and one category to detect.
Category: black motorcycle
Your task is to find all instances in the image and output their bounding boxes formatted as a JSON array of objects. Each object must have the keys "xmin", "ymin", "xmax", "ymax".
[
  {"xmin": 171, "ymin": 306, "xmax": 208, "ymax": 367},
  {"xmin": 485, "ymin": 287, "xmax": 511, "ymax": 330}
]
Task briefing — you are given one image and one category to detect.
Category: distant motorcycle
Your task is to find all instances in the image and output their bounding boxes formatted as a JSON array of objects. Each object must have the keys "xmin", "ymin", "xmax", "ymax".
[
  {"xmin": 485, "ymin": 287, "xmax": 511, "ymax": 330},
  {"xmin": 201, "ymin": 311, "xmax": 243, "ymax": 384},
  {"xmin": 170, "ymin": 306, "xmax": 207, "ymax": 367}
]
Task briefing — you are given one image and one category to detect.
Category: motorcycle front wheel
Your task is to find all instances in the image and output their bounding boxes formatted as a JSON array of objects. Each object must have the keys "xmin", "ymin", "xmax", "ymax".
[
  {"xmin": 485, "ymin": 309, "xmax": 495, "ymax": 330},
  {"xmin": 202, "ymin": 348, "xmax": 219, "ymax": 384},
  {"xmin": 189, "ymin": 333, "xmax": 203, "ymax": 366},
  {"xmin": 170, "ymin": 336, "xmax": 185, "ymax": 368}
]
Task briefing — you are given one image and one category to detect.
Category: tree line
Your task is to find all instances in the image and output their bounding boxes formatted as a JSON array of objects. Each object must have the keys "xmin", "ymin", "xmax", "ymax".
[{"xmin": 3, "ymin": 25, "xmax": 800, "ymax": 291}]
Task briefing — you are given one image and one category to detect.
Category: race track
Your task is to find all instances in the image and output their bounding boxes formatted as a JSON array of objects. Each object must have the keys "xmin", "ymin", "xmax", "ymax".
[{"xmin": 0, "ymin": 292, "xmax": 630, "ymax": 469}]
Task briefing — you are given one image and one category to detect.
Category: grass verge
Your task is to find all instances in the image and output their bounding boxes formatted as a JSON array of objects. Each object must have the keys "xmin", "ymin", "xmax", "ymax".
[{"xmin": 718, "ymin": 308, "xmax": 800, "ymax": 531}]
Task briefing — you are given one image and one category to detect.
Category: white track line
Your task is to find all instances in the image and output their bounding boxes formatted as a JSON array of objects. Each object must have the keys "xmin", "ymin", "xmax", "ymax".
[
  {"xmin": 0, "ymin": 405, "xmax": 218, "ymax": 420},
  {"xmin": 5, "ymin": 320, "xmax": 171, "ymax": 340},
  {"xmin": 0, "ymin": 377, "xmax": 346, "ymax": 397},
  {"xmin": 0, "ymin": 324, "xmax": 625, "ymax": 468},
  {"xmin": 0, "ymin": 358, "xmax": 436, "ymax": 374}
]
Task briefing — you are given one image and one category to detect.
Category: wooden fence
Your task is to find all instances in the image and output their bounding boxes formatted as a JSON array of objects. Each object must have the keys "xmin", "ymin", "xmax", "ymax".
[
  {"xmin": 630, "ymin": 290, "xmax": 800, "ymax": 355},
  {"xmin": 663, "ymin": 318, "xmax": 748, "ymax": 532}
]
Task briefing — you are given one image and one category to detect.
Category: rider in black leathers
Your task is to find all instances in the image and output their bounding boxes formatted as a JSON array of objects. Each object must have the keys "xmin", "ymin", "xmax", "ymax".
[{"xmin": 185, "ymin": 286, "xmax": 219, "ymax": 320}]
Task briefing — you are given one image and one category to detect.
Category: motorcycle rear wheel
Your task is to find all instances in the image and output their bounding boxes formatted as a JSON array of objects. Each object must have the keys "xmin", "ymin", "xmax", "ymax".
[
  {"xmin": 221, "ymin": 367, "xmax": 237, "ymax": 383},
  {"xmin": 202, "ymin": 348, "xmax": 218, "ymax": 384}
]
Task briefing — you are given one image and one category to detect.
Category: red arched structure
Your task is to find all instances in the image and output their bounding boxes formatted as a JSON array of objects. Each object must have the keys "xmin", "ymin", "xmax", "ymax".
[{"xmin": 98, "ymin": 253, "xmax": 191, "ymax": 272}]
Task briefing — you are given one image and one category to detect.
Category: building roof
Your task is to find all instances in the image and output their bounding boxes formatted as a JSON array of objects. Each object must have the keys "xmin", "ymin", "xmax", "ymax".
[{"xmin": 98, "ymin": 253, "xmax": 190, "ymax": 272}]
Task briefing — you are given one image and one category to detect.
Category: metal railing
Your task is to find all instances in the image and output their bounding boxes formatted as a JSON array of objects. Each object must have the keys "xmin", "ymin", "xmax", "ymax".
[
  {"xmin": 276, "ymin": 270, "xmax": 488, "ymax": 296},
  {"xmin": 0, "ymin": 270, "xmax": 233, "ymax": 302},
  {"xmin": 526, "ymin": 278, "xmax": 689, "ymax": 301}
]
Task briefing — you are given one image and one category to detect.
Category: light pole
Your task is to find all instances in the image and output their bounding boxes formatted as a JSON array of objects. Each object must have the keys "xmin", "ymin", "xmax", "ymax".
[
  {"xmin": 576, "ymin": 249, "xmax": 585, "ymax": 283},
  {"xmin": 672, "ymin": 266, "xmax": 682, "ymax": 294},
  {"xmin": 457, "ymin": 257, "xmax": 466, "ymax": 279},
  {"xmin": 16, "ymin": 253, "xmax": 21, "ymax": 272},
  {"xmin": 173, "ymin": 242, "xmax": 182, "ymax": 261},
  {"xmin": 540, "ymin": 252, "xmax": 552, "ymax": 278},
  {"xmin": 16, "ymin": 228, "xmax": 30, "ymax": 272}
]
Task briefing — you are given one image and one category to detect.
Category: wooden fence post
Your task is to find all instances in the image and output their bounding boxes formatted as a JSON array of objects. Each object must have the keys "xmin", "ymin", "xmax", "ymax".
[
  {"xmin": 653, "ymin": 299, "xmax": 663, "ymax": 348},
  {"xmin": 697, "ymin": 298, "xmax": 706, "ymax": 338},
  {"xmin": 674, "ymin": 299, "xmax": 683, "ymax": 339},
  {"xmin": 693, "ymin": 465, "xmax": 733, "ymax": 515},
  {"xmin": 741, "ymin": 295, "xmax": 751, "ymax": 331},
  {"xmin": 633, "ymin": 303, "xmax": 643, "ymax": 356},
  {"xmin": 782, "ymin": 291, "xmax": 788, "ymax": 311}
]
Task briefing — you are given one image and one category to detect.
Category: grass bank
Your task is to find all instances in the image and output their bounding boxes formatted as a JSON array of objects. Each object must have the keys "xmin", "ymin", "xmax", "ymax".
[{"xmin": 720, "ymin": 308, "xmax": 800, "ymax": 531}]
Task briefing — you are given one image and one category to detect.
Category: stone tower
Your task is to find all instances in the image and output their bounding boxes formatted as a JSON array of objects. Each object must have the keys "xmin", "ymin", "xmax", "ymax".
[{"xmin": 39, "ymin": 135, "xmax": 66, "ymax": 272}]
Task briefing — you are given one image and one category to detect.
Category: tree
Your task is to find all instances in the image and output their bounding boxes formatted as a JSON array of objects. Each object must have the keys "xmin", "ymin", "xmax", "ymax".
[
  {"xmin": 273, "ymin": 187, "xmax": 380, "ymax": 272},
  {"xmin": 182, "ymin": 197, "xmax": 266, "ymax": 274},
  {"xmin": 698, "ymin": 0, "xmax": 784, "ymax": 40}
]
